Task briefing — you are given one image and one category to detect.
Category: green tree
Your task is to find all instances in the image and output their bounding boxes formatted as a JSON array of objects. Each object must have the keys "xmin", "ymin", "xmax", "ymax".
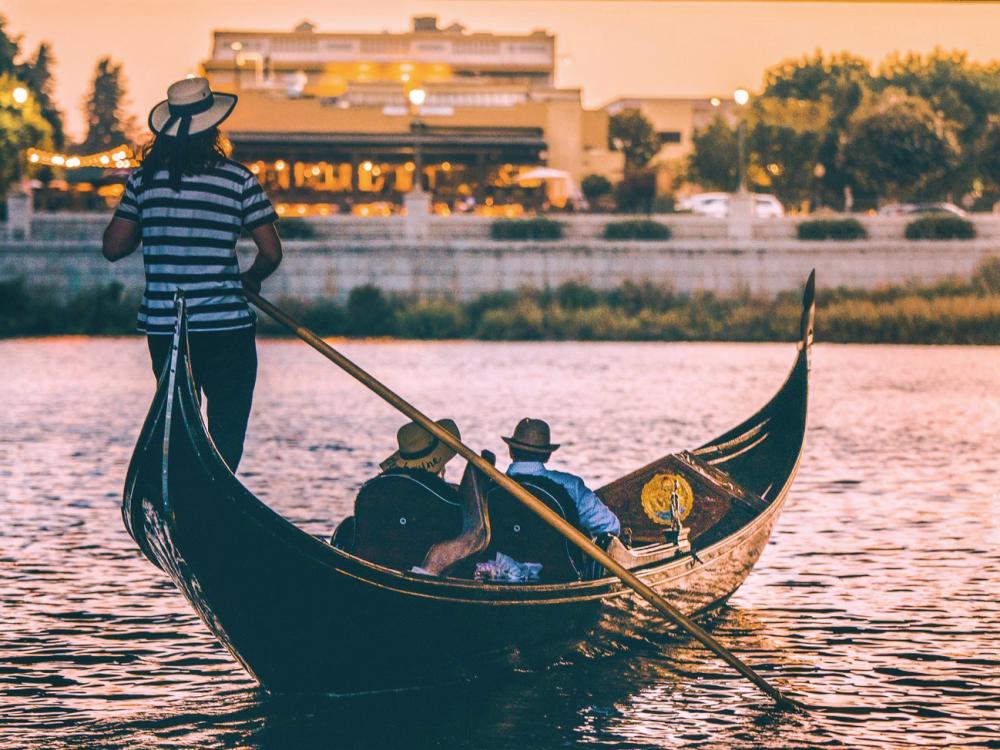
[
  {"xmin": 581, "ymin": 173, "xmax": 612, "ymax": 200},
  {"xmin": 80, "ymin": 57, "xmax": 136, "ymax": 152},
  {"xmin": 747, "ymin": 97, "xmax": 830, "ymax": 206},
  {"xmin": 688, "ymin": 116, "xmax": 739, "ymax": 191},
  {"xmin": 763, "ymin": 51, "xmax": 874, "ymax": 208},
  {"xmin": 608, "ymin": 109, "xmax": 659, "ymax": 172},
  {"xmin": 0, "ymin": 73, "xmax": 54, "ymax": 195},
  {"xmin": 878, "ymin": 50, "xmax": 1000, "ymax": 197},
  {"xmin": 842, "ymin": 89, "xmax": 960, "ymax": 203},
  {"xmin": 21, "ymin": 42, "xmax": 64, "ymax": 148},
  {"xmin": 0, "ymin": 15, "xmax": 20, "ymax": 76},
  {"xmin": 980, "ymin": 119, "xmax": 1000, "ymax": 190}
]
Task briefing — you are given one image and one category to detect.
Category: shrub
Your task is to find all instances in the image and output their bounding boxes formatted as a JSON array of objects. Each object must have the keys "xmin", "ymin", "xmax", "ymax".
[
  {"xmin": 613, "ymin": 170, "xmax": 656, "ymax": 214},
  {"xmin": 396, "ymin": 299, "xmax": 467, "ymax": 338},
  {"xmin": 796, "ymin": 218, "xmax": 868, "ymax": 241},
  {"xmin": 490, "ymin": 218, "xmax": 563, "ymax": 241},
  {"xmin": 904, "ymin": 215, "xmax": 976, "ymax": 240},
  {"xmin": 347, "ymin": 285, "xmax": 395, "ymax": 336},
  {"xmin": 972, "ymin": 256, "xmax": 1000, "ymax": 294},
  {"xmin": 278, "ymin": 218, "xmax": 318, "ymax": 240},
  {"xmin": 556, "ymin": 281, "xmax": 601, "ymax": 310},
  {"xmin": 581, "ymin": 174, "xmax": 612, "ymax": 201},
  {"xmin": 603, "ymin": 219, "xmax": 671, "ymax": 240}
]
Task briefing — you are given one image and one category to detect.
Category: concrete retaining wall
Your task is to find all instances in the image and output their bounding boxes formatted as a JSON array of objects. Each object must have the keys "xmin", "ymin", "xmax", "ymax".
[
  {"xmin": 16, "ymin": 211, "xmax": 1000, "ymax": 243},
  {"xmin": 4, "ymin": 238, "xmax": 997, "ymax": 301}
]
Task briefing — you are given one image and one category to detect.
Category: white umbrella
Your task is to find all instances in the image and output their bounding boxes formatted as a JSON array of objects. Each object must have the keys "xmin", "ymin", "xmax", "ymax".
[{"xmin": 515, "ymin": 167, "xmax": 585, "ymax": 205}]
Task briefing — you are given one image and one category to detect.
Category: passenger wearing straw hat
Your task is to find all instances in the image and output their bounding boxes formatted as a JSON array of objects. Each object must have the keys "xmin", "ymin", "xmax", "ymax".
[
  {"xmin": 504, "ymin": 418, "xmax": 620, "ymax": 537},
  {"xmin": 102, "ymin": 77, "xmax": 283, "ymax": 471}
]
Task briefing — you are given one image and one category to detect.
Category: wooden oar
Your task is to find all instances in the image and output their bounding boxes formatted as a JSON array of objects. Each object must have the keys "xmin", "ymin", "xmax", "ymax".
[{"xmin": 246, "ymin": 290, "xmax": 806, "ymax": 711}]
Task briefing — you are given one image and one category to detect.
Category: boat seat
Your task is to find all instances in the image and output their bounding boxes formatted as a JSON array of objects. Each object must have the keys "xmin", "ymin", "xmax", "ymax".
[
  {"xmin": 480, "ymin": 476, "xmax": 585, "ymax": 582},
  {"xmin": 352, "ymin": 469, "xmax": 463, "ymax": 571}
]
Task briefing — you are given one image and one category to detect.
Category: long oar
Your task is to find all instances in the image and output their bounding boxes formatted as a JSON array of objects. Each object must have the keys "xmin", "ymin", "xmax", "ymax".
[{"xmin": 246, "ymin": 290, "xmax": 806, "ymax": 711}]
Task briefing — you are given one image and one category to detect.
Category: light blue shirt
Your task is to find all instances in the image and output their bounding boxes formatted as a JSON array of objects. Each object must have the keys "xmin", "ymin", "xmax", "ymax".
[{"xmin": 507, "ymin": 461, "xmax": 621, "ymax": 537}]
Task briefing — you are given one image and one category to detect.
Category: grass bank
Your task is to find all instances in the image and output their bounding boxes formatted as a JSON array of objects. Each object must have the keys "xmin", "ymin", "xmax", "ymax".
[{"xmin": 2, "ymin": 258, "xmax": 999, "ymax": 344}]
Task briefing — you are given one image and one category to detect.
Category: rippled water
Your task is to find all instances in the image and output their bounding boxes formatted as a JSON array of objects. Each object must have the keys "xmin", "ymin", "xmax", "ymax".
[{"xmin": 1, "ymin": 338, "xmax": 998, "ymax": 749}]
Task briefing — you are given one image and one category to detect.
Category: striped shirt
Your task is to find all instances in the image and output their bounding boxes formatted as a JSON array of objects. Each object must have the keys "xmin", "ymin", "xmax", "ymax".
[{"xmin": 113, "ymin": 159, "xmax": 278, "ymax": 334}]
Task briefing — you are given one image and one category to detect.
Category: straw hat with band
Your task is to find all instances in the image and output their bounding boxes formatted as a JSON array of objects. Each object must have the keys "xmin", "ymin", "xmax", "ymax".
[
  {"xmin": 381, "ymin": 418, "xmax": 461, "ymax": 473},
  {"xmin": 148, "ymin": 77, "xmax": 238, "ymax": 190},
  {"xmin": 502, "ymin": 418, "xmax": 560, "ymax": 455}
]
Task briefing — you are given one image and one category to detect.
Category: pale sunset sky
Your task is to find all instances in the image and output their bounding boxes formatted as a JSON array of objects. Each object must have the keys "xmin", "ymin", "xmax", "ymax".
[{"xmin": 4, "ymin": 0, "xmax": 1000, "ymax": 140}]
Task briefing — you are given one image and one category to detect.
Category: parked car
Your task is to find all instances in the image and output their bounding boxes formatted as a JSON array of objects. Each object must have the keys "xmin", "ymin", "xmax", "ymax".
[
  {"xmin": 678, "ymin": 192, "xmax": 785, "ymax": 219},
  {"xmin": 878, "ymin": 202, "xmax": 968, "ymax": 218}
]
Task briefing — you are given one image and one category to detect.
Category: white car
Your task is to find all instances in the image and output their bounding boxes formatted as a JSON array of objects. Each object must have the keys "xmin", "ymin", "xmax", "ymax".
[{"xmin": 680, "ymin": 192, "xmax": 785, "ymax": 219}]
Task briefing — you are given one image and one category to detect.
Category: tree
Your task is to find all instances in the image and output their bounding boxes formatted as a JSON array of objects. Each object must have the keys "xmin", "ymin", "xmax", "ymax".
[
  {"xmin": 878, "ymin": 50, "xmax": 1000, "ymax": 197},
  {"xmin": 980, "ymin": 119, "xmax": 1000, "ymax": 190},
  {"xmin": 0, "ymin": 72, "xmax": 54, "ymax": 195},
  {"xmin": 608, "ymin": 109, "xmax": 659, "ymax": 173},
  {"xmin": 581, "ymin": 173, "xmax": 612, "ymax": 200},
  {"xmin": 80, "ymin": 57, "xmax": 136, "ymax": 153},
  {"xmin": 763, "ymin": 51, "xmax": 874, "ymax": 208},
  {"xmin": 21, "ymin": 42, "xmax": 64, "ymax": 148},
  {"xmin": 842, "ymin": 89, "xmax": 960, "ymax": 203},
  {"xmin": 0, "ymin": 15, "xmax": 20, "ymax": 76},
  {"xmin": 688, "ymin": 116, "xmax": 739, "ymax": 191},
  {"xmin": 746, "ymin": 98, "xmax": 830, "ymax": 206}
]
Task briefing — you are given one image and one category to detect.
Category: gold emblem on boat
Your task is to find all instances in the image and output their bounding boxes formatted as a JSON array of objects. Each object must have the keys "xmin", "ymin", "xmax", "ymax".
[{"xmin": 641, "ymin": 473, "xmax": 694, "ymax": 525}]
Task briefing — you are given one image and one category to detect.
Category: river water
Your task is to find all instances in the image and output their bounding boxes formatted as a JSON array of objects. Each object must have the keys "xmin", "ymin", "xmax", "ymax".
[{"xmin": 1, "ymin": 338, "xmax": 998, "ymax": 749}]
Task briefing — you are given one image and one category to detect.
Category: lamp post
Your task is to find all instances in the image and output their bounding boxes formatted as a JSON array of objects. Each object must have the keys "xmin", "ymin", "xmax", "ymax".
[
  {"xmin": 7, "ymin": 84, "xmax": 32, "ymax": 239},
  {"xmin": 408, "ymin": 87, "xmax": 427, "ymax": 194},
  {"xmin": 733, "ymin": 88, "xmax": 750, "ymax": 195}
]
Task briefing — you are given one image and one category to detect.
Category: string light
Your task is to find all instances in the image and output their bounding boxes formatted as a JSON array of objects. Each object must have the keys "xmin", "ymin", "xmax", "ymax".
[{"xmin": 24, "ymin": 145, "xmax": 138, "ymax": 169}]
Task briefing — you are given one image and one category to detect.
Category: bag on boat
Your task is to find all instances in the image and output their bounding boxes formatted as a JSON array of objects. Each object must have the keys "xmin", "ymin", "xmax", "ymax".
[{"xmin": 474, "ymin": 552, "xmax": 542, "ymax": 583}]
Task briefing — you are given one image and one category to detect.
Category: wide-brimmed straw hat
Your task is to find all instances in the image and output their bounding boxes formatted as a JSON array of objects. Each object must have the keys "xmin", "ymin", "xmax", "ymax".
[
  {"xmin": 381, "ymin": 419, "xmax": 461, "ymax": 473},
  {"xmin": 502, "ymin": 418, "xmax": 560, "ymax": 455},
  {"xmin": 148, "ymin": 77, "xmax": 237, "ymax": 137}
]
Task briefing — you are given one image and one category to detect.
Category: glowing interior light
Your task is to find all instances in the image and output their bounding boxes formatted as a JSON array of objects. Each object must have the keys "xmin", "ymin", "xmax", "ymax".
[
  {"xmin": 408, "ymin": 88, "xmax": 426, "ymax": 107},
  {"xmin": 362, "ymin": 161, "xmax": 373, "ymax": 172},
  {"xmin": 51, "ymin": 155, "xmax": 65, "ymax": 165},
  {"xmin": 274, "ymin": 160, "xmax": 286, "ymax": 171},
  {"xmin": 112, "ymin": 150, "xmax": 127, "ymax": 160},
  {"xmin": 28, "ymin": 153, "xmax": 40, "ymax": 163},
  {"xmin": 99, "ymin": 155, "xmax": 110, "ymax": 165},
  {"xmin": 65, "ymin": 157, "xmax": 81, "ymax": 168}
]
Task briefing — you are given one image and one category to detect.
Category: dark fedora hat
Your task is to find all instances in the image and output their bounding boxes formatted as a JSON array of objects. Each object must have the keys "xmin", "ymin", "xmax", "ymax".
[{"xmin": 502, "ymin": 417, "xmax": 560, "ymax": 454}]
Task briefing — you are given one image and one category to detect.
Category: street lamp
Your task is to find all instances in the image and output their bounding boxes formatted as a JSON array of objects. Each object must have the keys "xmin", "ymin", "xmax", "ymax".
[
  {"xmin": 12, "ymin": 86, "xmax": 28, "ymax": 105},
  {"xmin": 733, "ymin": 88, "xmax": 750, "ymax": 194},
  {"xmin": 408, "ymin": 88, "xmax": 427, "ymax": 193}
]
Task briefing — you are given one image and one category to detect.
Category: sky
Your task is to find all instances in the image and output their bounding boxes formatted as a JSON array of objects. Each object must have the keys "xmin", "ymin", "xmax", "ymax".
[{"xmin": 4, "ymin": 0, "xmax": 1000, "ymax": 141}]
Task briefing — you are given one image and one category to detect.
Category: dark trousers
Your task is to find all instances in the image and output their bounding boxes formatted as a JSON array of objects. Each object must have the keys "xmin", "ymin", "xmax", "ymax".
[{"xmin": 148, "ymin": 326, "xmax": 257, "ymax": 472}]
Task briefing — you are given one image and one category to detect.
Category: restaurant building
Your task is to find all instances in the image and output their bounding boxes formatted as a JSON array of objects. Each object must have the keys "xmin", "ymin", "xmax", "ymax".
[{"xmin": 202, "ymin": 16, "xmax": 624, "ymax": 215}]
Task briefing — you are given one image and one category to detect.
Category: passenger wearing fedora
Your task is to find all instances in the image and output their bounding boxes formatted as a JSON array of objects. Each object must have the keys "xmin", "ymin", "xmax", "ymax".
[
  {"xmin": 504, "ymin": 418, "xmax": 620, "ymax": 537},
  {"xmin": 102, "ymin": 77, "xmax": 283, "ymax": 471}
]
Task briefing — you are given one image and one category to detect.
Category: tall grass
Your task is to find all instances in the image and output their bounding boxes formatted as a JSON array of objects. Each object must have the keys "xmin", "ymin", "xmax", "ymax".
[{"xmin": 3, "ymin": 257, "xmax": 999, "ymax": 344}]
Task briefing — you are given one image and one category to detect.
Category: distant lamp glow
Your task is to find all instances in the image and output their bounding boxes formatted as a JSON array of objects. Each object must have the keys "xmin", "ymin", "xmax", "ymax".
[
  {"xmin": 733, "ymin": 88, "xmax": 750, "ymax": 106},
  {"xmin": 710, "ymin": 97, "xmax": 721, "ymax": 108},
  {"xmin": 51, "ymin": 155, "xmax": 65, "ymax": 166},
  {"xmin": 441, "ymin": 161, "xmax": 452, "ymax": 172},
  {"xmin": 65, "ymin": 156, "xmax": 81, "ymax": 168},
  {"xmin": 274, "ymin": 159, "xmax": 286, "ymax": 171},
  {"xmin": 404, "ymin": 161, "xmax": 415, "ymax": 172},
  {"xmin": 230, "ymin": 41, "xmax": 243, "ymax": 52},
  {"xmin": 29, "ymin": 152, "xmax": 40, "ymax": 163},
  {"xmin": 361, "ymin": 160, "xmax": 373, "ymax": 172},
  {"xmin": 408, "ymin": 88, "xmax": 427, "ymax": 107},
  {"xmin": 12, "ymin": 86, "xmax": 29, "ymax": 105},
  {"xmin": 185, "ymin": 73, "xmax": 196, "ymax": 80},
  {"xmin": 99, "ymin": 155, "xmax": 110, "ymax": 165},
  {"xmin": 112, "ymin": 150, "xmax": 127, "ymax": 160}
]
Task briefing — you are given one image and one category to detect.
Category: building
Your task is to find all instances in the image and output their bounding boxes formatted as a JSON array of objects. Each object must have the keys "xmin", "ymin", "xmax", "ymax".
[
  {"xmin": 202, "ymin": 16, "xmax": 623, "ymax": 215},
  {"xmin": 603, "ymin": 96, "xmax": 738, "ymax": 197}
]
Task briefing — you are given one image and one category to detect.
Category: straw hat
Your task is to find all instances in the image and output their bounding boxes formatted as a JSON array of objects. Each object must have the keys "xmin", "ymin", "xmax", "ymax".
[
  {"xmin": 381, "ymin": 419, "xmax": 461, "ymax": 473},
  {"xmin": 502, "ymin": 418, "xmax": 560, "ymax": 455},
  {"xmin": 148, "ymin": 77, "xmax": 237, "ymax": 137}
]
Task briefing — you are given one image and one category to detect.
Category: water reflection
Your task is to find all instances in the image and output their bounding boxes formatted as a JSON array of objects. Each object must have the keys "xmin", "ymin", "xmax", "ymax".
[{"xmin": 1, "ymin": 339, "xmax": 998, "ymax": 748}]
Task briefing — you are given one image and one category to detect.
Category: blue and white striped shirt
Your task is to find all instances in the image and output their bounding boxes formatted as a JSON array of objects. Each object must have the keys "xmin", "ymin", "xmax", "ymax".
[{"xmin": 113, "ymin": 160, "xmax": 278, "ymax": 334}]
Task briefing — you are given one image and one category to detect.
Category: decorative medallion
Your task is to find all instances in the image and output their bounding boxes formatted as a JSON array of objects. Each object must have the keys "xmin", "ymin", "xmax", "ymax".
[{"xmin": 641, "ymin": 473, "xmax": 694, "ymax": 526}]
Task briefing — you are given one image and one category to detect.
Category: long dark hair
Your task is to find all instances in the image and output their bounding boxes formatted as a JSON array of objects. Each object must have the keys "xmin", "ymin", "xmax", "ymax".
[{"xmin": 139, "ymin": 127, "xmax": 230, "ymax": 188}]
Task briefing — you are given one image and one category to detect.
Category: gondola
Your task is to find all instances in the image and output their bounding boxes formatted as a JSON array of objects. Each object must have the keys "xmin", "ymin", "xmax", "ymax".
[{"xmin": 121, "ymin": 273, "xmax": 815, "ymax": 695}]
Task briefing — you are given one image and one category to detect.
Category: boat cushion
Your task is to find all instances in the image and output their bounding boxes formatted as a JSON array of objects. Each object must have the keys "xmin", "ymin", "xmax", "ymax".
[
  {"xmin": 481, "ymin": 476, "xmax": 585, "ymax": 582},
  {"xmin": 352, "ymin": 468, "xmax": 463, "ymax": 571}
]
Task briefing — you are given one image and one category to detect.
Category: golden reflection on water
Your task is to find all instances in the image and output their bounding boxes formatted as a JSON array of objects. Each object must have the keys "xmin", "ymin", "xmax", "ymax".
[{"xmin": 1, "ymin": 338, "xmax": 998, "ymax": 748}]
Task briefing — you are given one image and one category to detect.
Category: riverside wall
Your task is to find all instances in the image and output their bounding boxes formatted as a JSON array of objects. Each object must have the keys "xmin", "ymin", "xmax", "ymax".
[{"xmin": 2, "ymin": 213, "xmax": 998, "ymax": 300}]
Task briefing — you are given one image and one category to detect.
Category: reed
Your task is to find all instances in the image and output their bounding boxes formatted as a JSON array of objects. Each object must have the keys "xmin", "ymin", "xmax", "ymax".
[{"xmin": 4, "ymin": 257, "xmax": 999, "ymax": 344}]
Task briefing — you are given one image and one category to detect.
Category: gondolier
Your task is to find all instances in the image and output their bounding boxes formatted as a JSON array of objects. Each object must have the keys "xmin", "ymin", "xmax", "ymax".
[{"xmin": 101, "ymin": 77, "xmax": 282, "ymax": 471}]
